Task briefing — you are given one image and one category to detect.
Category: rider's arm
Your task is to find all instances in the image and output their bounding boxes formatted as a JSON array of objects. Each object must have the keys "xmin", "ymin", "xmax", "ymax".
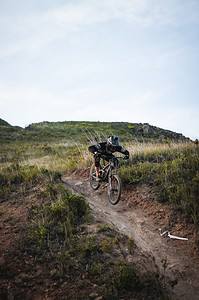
[
  {"xmin": 88, "ymin": 143, "xmax": 102, "ymax": 154},
  {"xmin": 88, "ymin": 145, "xmax": 98, "ymax": 154},
  {"xmin": 116, "ymin": 146, "xmax": 129, "ymax": 158}
]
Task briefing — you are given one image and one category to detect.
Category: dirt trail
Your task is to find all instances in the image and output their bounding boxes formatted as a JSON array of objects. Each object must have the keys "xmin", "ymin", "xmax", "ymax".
[{"xmin": 63, "ymin": 175, "xmax": 199, "ymax": 300}]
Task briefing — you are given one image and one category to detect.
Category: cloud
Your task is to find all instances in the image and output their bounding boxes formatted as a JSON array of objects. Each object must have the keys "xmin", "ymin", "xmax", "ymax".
[
  {"xmin": 1, "ymin": 0, "xmax": 199, "ymax": 59},
  {"xmin": 44, "ymin": 0, "xmax": 199, "ymax": 28},
  {"xmin": 0, "ymin": 1, "xmax": 198, "ymax": 139}
]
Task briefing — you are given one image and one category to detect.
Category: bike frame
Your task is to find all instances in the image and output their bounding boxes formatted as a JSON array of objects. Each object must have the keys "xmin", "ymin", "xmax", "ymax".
[
  {"xmin": 89, "ymin": 156, "xmax": 124, "ymax": 204},
  {"xmin": 100, "ymin": 157, "xmax": 120, "ymax": 182}
]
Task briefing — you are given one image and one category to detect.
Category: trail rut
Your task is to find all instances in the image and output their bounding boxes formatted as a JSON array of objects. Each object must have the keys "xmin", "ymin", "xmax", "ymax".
[{"xmin": 63, "ymin": 175, "xmax": 199, "ymax": 300}]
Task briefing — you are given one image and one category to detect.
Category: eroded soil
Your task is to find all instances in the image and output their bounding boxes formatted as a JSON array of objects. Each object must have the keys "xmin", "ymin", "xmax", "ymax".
[
  {"xmin": 0, "ymin": 179, "xmax": 166, "ymax": 300},
  {"xmin": 62, "ymin": 170, "xmax": 199, "ymax": 300}
]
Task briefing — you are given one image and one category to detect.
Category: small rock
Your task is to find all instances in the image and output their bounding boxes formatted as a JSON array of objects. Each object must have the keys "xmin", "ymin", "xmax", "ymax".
[
  {"xmin": 50, "ymin": 269, "xmax": 57, "ymax": 277},
  {"xmin": 126, "ymin": 255, "xmax": 133, "ymax": 263},
  {"xmin": 15, "ymin": 277, "xmax": 23, "ymax": 284},
  {"xmin": 89, "ymin": 292, "xmax": 98, "ymax": 299}
]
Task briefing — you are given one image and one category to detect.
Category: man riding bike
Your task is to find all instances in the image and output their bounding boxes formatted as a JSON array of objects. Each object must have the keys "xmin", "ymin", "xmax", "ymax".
[{"xmin": 88, "ymin": 135, "xmax": 129, "ymax": 180}]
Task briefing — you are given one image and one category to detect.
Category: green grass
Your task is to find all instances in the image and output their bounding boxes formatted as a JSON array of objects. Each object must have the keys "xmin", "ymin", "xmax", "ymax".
[
  {"xmin": 28, "ymin": 184, "xmax": 90, "ymax": 251},
  {"xmin": 0, "ymin": 141, "xmax": 90, "ymax": 174},
  {"xmin": 1, "ymin": 139, "xmax": 198, "ymax": 227},
  {"xmin": 0, "ymin": 162, "xmax": 62, "ymax": 199},
  {"xmin": 0, "ymin": 119, "xmax": 190, "ymax": 143},
  {"xmin": 27, "ymin": 193, "xmax": 165, "ymax": 299},
  {"xmin": 1, "ymin": 136, "xmax": 198, "ymax": 226},
  {"xmin": 120, "ymin": 143, "xmax": 199, "ymax": 225}
]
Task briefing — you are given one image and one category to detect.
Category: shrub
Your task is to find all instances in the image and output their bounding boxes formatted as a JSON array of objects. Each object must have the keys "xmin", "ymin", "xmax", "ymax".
[
  {"xmin": 114, "ymin": 263, "xmax": 140, "ymax": 291},
  {"xmin": 29, "ymin": 186, "xmax": 90, "ymax": 250},
  {"xmin": 120, "ymin": 144, "xmax": 199, "ymax": 225}
]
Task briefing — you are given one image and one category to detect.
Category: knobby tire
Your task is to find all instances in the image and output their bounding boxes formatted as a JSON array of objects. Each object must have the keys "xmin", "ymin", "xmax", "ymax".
[
  {"xmin": 89, "ymin": 163, "xmax": 100, "ymax": 190},
  {"xmin": 108, "ymin": 174, "xmax": 121, "ymax": 205}
]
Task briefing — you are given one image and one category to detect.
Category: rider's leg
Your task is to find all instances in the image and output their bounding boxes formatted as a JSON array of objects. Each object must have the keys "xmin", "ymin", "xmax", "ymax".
[
  {"xmin": 94, "ymin": 153, "xmax": 100, "ymax": 178},
  {"xmin": 88, "ymin": 146, "xmax": 100, "ymax": 178},
  {"xmin": 95, "ymin": 166, "xmax": 100, "ymax": 177}
]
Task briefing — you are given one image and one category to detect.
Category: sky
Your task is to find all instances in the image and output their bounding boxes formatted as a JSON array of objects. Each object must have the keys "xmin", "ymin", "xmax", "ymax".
[{"xmin": 0, "ymin": 0, "xmax": 199, "ymax": 139}]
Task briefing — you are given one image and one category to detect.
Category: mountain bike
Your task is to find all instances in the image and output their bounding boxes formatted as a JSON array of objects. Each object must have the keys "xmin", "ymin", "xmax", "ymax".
[{"xmin": 89, "ymin": 157, "xmax": 123, "ymax": 205}]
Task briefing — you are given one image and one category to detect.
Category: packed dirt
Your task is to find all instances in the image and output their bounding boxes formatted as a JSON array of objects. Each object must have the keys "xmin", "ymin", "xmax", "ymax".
[{"xmin": 62, "ymin": 170, "xmax": 199, "ymax": 300}]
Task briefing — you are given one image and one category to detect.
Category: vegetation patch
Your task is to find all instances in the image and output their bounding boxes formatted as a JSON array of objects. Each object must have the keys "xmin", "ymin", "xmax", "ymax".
[
  {"xmin": 0, "ymin": 118, "xmax": 190, "ymax": 143},
  {"xmin": 120, "ymin": 144, "xmax": 199, "ymax": 225},
  {"xmin": 22, "ymin": 184, "xmax": 165, "ymax": 299},
  {"xmin": 0, "ymin": 163, "xmax": 61, "ymax": 199},
  {"xmin": 0, "ymin": 135, "xmax": 174, "ymax": 299},
  {"xmin": 28, "ymin": 184, "xmax": 90, "ymax": 252}
]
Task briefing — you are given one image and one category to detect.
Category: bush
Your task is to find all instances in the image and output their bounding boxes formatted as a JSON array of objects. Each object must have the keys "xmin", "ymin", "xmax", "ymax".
[
  {"xmin": 114, "ymin": 263, "xmax": 140, "ymax": 291},
  {"xmin": 120, "ymin": 144, "xmax": 199, "ymax": 225},
  {"xmin": 29, "ymin": 186, "xmax": 90, "ymax": 250},
  {"xmin": 155, "ymin": 152, "xmax": 199, "ymax": 224},
  {"xmin": 0, "ymin": 164, "xmax": 62, "ymax": 199}
]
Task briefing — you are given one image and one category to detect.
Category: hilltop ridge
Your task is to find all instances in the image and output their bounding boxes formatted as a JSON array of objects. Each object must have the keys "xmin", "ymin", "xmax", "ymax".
[
  {"xmin": 0, "ymin": 118, "xmax": 12, "ymax": 127},
  {"xmin": 0, "ymin": 118, "xmax": 191, "ymax": 143}
]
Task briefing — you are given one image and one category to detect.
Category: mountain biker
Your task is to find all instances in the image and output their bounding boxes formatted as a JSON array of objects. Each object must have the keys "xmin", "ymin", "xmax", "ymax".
[{"xmin": 88, "ymin": 135, "xmax": 129, "ymax": 180}]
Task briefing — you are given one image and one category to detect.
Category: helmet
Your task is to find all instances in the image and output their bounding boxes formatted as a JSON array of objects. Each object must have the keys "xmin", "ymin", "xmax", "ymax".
[{"xmin": 107, "ymin": 135, "xmax": 120, "ymax": 146}]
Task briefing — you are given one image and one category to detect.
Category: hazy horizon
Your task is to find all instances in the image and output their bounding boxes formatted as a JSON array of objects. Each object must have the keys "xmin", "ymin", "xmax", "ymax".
[{"xmin": 0, "ymin": 0, "xmax": 199, "ymax": 140}]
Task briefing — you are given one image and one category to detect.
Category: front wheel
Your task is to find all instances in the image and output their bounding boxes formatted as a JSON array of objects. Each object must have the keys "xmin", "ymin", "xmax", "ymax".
[
  {"xmin": 89, "ymin": 163, "xmax": 100, "ymax": 190},
  {"xmin": 108, "ymin": 174, "xmax": 121, "ymax": 205}
]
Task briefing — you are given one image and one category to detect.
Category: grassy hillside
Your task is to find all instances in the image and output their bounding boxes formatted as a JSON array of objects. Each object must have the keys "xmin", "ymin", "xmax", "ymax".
[
  {"xmin": 0, "ymin": 118, "xmax": 12, "ymax": 126},
  {"xmin": 0, "ymin": 118, "xmax": 25, "ymax": 141},
  {"xmin": 0, "ymin": 118, "xmax": 198, "ymax": 298},
  {"xmin": 0, "ymin": 117, "xmax": 198, "ymax": 225},
  {"xmin": 0, "ymin": 119, "xmax": 190, "ymax": 143},
  {"xmin": 120, "ymin": 143, "xmax": 199, "ymax": 225}
]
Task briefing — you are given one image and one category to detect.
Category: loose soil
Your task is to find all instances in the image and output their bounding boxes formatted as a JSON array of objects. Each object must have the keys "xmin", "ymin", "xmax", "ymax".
[{"xmin": 62, "ymin": 169, "xmax": 199, "ymax": 300}]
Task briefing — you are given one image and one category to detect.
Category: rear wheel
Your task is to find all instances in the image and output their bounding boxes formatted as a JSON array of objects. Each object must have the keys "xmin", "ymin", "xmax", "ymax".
[
  {"xmin": 108, "ymin": 174, "xmax": 121, "ymax": 205},
  {"xmin": 89, "ymin": 163, "xmax": 100, "ymax": 190}
]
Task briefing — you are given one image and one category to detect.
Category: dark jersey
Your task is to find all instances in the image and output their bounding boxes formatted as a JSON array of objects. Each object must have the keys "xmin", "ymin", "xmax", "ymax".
[{"xmin": 88, "ymin": 142, "xmax": 129, "ymax": 167}]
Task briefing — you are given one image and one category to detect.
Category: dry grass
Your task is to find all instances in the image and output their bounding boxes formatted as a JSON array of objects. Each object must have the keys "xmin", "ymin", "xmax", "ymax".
[{"xmin": 126, "ymin": 141, "xmax": 192, "ymax": 157}]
